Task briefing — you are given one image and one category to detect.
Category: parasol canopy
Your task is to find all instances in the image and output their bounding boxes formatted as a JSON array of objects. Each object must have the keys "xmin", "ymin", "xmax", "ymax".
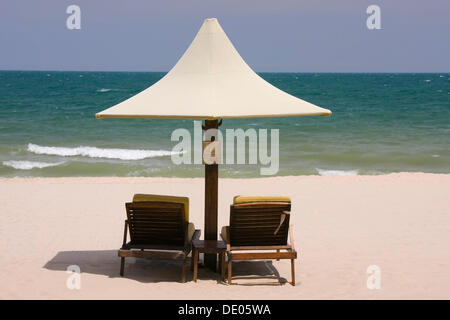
[{"xmin": 96, "ymin": 18, "xmax": 331, "ymax": 120}]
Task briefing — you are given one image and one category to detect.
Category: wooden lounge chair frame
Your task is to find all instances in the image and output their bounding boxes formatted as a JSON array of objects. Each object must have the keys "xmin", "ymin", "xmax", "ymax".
[
  {"xmin": 221, "ymin": 201, "xmax": 297, "ymax": 286},
  {"xmin": 118, "ymin": 201, "xmax": 200, "ymax": 283}
]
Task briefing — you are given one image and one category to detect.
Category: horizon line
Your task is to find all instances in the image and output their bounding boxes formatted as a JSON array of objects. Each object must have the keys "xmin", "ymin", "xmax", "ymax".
[{"xmin": 1, "ymin": 69, "xmax": 449, "ymax": 74}]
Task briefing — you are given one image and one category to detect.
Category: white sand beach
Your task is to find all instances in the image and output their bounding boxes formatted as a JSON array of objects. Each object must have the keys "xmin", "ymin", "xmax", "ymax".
[{"xmin": 0, "ymin": 173, "xmax": 449, "ymax": 299}]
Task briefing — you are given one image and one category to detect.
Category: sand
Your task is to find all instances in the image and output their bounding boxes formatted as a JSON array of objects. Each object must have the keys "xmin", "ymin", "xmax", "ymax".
[{"xmin": 0, "ymin": 173, "xmax": 449, "ymax": 299}]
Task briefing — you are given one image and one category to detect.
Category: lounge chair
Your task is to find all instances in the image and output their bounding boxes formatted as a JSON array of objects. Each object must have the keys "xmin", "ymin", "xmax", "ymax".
[
  {"xmin": 220, "ymin": 196, "xmax": 297, "ymax": 286},
  {"xmin": 118, "ymin": 194, "xmax": 200, "ymax": 283}
]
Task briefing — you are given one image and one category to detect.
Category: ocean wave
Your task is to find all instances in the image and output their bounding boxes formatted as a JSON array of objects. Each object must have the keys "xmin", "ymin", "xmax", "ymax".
[
  {"xmin": 316, "ymin": 168, "xmax": 359, "ymax": 176},
  {"xmin": 27, "ymin": 143, "xmax": 182, "ymax": 160},
  {"xmin": 97, "ymin": 88, "xmax": 121, "ymax": 92},
  {"xmin": 3, "ymin": 160, "xmax": 65, "ymax": 170}
]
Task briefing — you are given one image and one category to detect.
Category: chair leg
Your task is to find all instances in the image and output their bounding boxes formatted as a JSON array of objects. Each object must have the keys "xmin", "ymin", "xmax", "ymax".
[
  {"xmin": 227, "ymin": 256, "xmax": 232, "ymax": 284},
  {"xmin": 220, "ymin": 252, "xmax": 225, "ymax": 282},
  {"xmin": 217, "ymin": 253, "xmax": 221, "ymax": 273},
  {"xmin": 120, "ymin": 257, "xmax": 125, "ymax": 276},
  {"xmin": 290, "ymin": 259, "xmax": 295, "ymax": 286},
  {"xmin": 181, "ymin": 257, "xmax": 187, "ymax": 283},
  {"xmin": 193, "ymin": 249, "xmax": 199, "ymax": 282}
]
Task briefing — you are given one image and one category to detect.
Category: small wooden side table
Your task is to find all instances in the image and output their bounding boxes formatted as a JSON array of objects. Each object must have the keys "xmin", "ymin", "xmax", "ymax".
[{"xmin": 192, "ymin": 239, "xmax": 227, "ymax": 282}]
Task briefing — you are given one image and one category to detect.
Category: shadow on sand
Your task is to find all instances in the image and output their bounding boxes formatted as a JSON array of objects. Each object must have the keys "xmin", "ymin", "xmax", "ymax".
[{"xmin": 43, "ymin": 250, "xmax": 287, "ymax": 284}]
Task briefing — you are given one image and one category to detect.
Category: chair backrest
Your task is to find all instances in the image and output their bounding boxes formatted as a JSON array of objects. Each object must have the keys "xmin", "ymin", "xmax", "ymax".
[
  {"xmin": 126, "ymin": 201, "xmax": 186, "ymax": 246},
  {"xmin": 229, "ymin": 201, "xmax": 291, "ymax": 246},
  {"xmin": 133, "ymin": 194, "xmax": 189, "ymax": 222}
]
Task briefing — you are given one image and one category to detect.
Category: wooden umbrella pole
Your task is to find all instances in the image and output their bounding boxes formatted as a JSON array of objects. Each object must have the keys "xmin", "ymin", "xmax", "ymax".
[{"xmin": 203, "ymin": 119, "xmax": 221, "ymax": 271}]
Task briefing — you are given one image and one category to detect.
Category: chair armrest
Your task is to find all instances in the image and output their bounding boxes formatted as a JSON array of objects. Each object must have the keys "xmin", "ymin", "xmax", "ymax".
[
  {"xmin": 192, "ymin": 229, "xmax": 201, "ymax": 241},
  {"xmin": 122, "ymin": 220, "xmax": 128, "ymax": 248},
  {"xmin": 184, "ymin": 227, "xmax": 200, "ymax": 252},
  {"xmin": 220, "ymin": 226, "xmax": 231, "ymax": 251},
  {"xmin": 219, "ymin": 227, "xmax": 227, "ymax": 242},
  {"xmin": 289, "ymin": 224, "xmax": 295, "ymax": 251}
]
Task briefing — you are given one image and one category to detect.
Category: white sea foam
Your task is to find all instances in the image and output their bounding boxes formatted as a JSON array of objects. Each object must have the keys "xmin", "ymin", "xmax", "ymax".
[
  {"xmin": 27, "ymin": 143, "xmax": 181, "ymax": 160},
  {"xmin": 316, "ymin": 168, "xmax": 359, "ymax": 176},
  {"xmin": 97, "ymin": 88, "xmax": 112, "ymax": 92},
  {"xmin": 3, "ymin": 160, "xmax": 65, "ymax": 170}
]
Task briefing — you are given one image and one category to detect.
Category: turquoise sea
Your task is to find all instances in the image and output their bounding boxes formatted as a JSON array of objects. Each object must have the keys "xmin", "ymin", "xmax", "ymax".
[{"xmin": 0, "ymin": 71, "xmax": 449, "ymax": 178}]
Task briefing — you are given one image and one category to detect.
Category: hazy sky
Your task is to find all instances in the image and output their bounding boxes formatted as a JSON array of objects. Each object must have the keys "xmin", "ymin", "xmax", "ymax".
[{"xmin": 1, "ymin": 0, "xmax": 449, "ymax": 72}]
